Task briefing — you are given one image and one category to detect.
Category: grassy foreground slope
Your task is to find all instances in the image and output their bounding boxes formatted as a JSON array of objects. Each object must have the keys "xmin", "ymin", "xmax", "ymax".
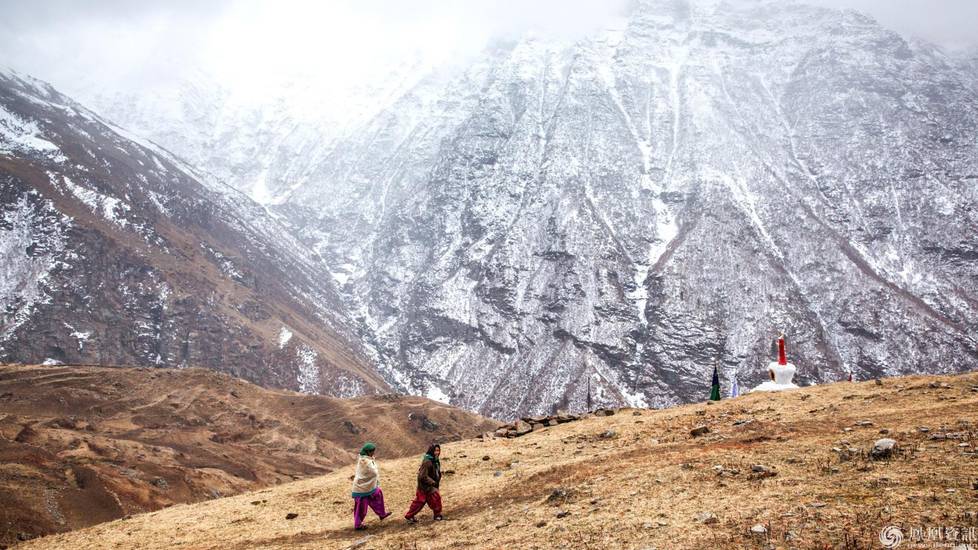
[
  {"xmin": 0, "ymin": 364, "xmax": 497, "ymax": 546},
  {"xmin": 20, "ymin": 372, "xmax": 978, "ymax": 549}
]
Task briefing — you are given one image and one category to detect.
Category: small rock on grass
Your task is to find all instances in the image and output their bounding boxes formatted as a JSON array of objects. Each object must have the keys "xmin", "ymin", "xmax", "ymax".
[
  {"xmin": 547, "ymin": 488, "xmax": 569, "ymax": 503},
  {"xmin": 285, "ymin": 513, "xmax": 299, "ymax": 520},
  {"xmin": 690, "ymin": 425, "xmax": 710, "ymax": 437},
  {"xmin": 696, "ymin": 512, "xmax": 718, "ymax": 525},
  {"xmin": 751, "ymin": 524, "xmax": 768, "ymax": 535},
  {"xmin": 556, "ymin": 510, "xmax": 571, "ymax": 519},
  {"xmin": 535, "ymin": 520, "xmax": 547, "ymax": 528},
  {"xmin": 871, "ymin": 438, "xmax": 898, "ymax": 460}
]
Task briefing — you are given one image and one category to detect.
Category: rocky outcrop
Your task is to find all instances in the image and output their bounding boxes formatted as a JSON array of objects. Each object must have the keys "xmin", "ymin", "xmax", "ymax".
[{"xmin": 492, "ymin": 412, "xmax": 586, "ymax": 438}]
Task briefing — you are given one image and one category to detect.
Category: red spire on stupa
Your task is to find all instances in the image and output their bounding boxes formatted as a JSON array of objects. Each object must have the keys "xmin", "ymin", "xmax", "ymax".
[{"xmin": 777, "ymin": 335, "xmax": 787, "ymax": 366}]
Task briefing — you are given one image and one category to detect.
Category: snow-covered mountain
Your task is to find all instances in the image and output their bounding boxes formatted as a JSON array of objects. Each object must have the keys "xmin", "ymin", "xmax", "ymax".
[
  {"xmin": 70, "ymin": 60, "xmax": 439, "ymax": 205},
  {"xmin": 278, "ymin": 0, "xmax": 978, "ymax": 417},
  {"xmin": 0, "ymin": 68, "xmax": 384, "ymax": 397},
  {"xmin": 9, "ymin": 0, "xmax": 978, "ymax": 419}
]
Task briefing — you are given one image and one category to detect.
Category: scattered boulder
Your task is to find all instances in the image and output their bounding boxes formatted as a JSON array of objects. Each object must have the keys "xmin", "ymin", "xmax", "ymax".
[
  {"xmin": 535, "ymin": 520, "xmax": 547, "ymax": 528},
  {"xmin": 420, "ymin": 416, "xmax": 440, "ymax": 432},
  {"xmin": 514, "ymin": 421, "xmax": 533, "ymax": 436},
  {"xmin": 482, "ymin": 455, "xmax": 491, "ymax": 461},
  {"xmin": 492, "ymin": 413, "xmax": 585, "ymax": 438},
  {"xmin": 750, "ymin": 523, "xmax": 768, "ymax": 535},
  {"xmin": 870, "ymin": 438, "xmax": 898, "ymax": 460},
  {"xmin": 599, "ymin": 430, "xmax": 616, "ymax": 439},
  {"xmin": 750, "ymin": 464, "xmax": 776, "ymax": 478},
  {"xmin": 594, "ymin": 408, "xmax": 616, "ymax": 417},
  {"xmin": 342, "ymin": 420, "xmax": 364, "ymax": 435},
  {"xmin": 285, "ymin": 513, "xmax": 299, "ymax": 520},
  {"xmin": 150, "ymin": 477, "xmax": 168, "ymax": 489},
  {"xmin": 690, "ymin": 425, "xmax": 710, "ymax": 437},
  {"xmin": 546, "ymin": 488, "xmax": 570, "ymax": 504},
  {"xmin": 556, "ymin": 510, "xmax": 571, "ymax": 519},
  {"xmin": 696, "ymin": 512, "xmax": 718, "ymax": 525}
]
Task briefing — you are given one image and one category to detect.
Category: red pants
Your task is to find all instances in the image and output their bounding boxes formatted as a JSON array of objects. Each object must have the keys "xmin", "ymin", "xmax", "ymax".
[{"xmin": 404, "ymin": 489, "xmax": 442, "ymax": 518}]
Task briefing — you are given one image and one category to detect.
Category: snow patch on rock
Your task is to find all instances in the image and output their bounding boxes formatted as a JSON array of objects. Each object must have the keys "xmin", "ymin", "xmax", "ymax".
[
  {"xmin": 278, "ymin": 326, "xmax": 293, "ymax": 349},
  {"xmin": 295, "ymin": 344, "xmax": 320, "ymax": 394}
]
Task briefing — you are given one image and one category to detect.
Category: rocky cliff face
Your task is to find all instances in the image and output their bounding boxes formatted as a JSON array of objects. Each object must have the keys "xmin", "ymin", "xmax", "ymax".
[
  {"xmin": 11, "ymin": 0, "xmax": 978, "ymax": 419},
  {"xmin": 0, "ymin": 69, "xmax": 383, "ymax": 396},
  {"xmin": 273, "ymin": 0, "xmax": 978, "ymax": 417}
]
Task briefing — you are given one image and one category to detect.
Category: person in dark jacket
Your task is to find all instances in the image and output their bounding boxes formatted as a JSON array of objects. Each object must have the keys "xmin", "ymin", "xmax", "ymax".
[{"xmin": 404, "ymin": 444, "xmax": 442, "ymax": 522}]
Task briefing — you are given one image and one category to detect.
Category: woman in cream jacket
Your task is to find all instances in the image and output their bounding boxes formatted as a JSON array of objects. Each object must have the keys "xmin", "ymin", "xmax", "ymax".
[{"xmin": 351, "ymin": 442, "xmax": 392, "ymax": 530}]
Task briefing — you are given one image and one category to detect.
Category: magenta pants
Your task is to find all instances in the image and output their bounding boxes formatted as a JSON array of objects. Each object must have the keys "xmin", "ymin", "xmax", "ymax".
[{"xmin": 353, "ymin": 487, "xmax": 388, "ymax": 528}]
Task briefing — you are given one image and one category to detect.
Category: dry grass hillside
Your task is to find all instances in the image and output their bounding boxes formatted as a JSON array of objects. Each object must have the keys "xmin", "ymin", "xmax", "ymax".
[
  {"xmin": 0, "ymin": 364, "xmax": 498, "ymax": 546},
  {"xmin": 17, "ymin": 371, "xmax": 978, "ymax": 549}
]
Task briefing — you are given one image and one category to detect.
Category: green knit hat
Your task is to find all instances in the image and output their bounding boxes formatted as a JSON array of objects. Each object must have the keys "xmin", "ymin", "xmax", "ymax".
[{"xmin": 359, "ymin": 442, "xmax": 376, "ymax": 456}]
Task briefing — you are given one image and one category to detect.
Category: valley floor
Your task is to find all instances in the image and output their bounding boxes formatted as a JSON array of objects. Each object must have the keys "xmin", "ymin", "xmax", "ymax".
[{"xmin": 19, "ymin": 372, "xmax": 978, "ymax": 549}]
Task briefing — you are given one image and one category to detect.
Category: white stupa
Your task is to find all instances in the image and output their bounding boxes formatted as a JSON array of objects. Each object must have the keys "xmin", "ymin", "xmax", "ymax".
[{"xmin": 751, "ymin": 335, "xmax": 799, "ymax": 392}]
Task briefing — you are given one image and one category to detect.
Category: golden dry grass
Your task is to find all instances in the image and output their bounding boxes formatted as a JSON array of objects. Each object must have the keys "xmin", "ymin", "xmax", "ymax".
[{"xmin": 20, "ymin": 372, "xmax": 978, "ymax": 550}]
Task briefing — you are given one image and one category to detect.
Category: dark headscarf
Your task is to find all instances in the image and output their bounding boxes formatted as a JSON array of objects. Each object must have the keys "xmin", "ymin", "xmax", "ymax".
[
  {"xmin": 424, "ymin": 444, "xmax": 441, "ymax": 470},
  {"xmin": 360, "ymin": 442, "xmax": 376, "ymax": 456}
]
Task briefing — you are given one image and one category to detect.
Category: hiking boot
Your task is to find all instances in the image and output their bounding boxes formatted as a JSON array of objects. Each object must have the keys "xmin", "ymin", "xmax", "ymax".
[
  {"xmin": 405, "ymin": 517, "xmax": 418, "ymax": 524},
  {"xmin": 434, "ymin": 515, "xmax": 444, "ymax": 521},
  {"xmin": 379, "ymin": 512, "xmax": 392, "ymax": 520},
  {"xmin": 354, "ymin": 525, "xmax": 367, "ymax": 531}
]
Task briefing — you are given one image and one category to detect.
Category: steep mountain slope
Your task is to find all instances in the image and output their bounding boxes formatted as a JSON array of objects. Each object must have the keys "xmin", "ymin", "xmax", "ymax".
[
  {"xmin": 42, "ymin": 0, "xmax": 978, "ymax": 419},
  {"xmin": 0, "ymin": 68, "xmax": 382, "ymax": 396},
  {"xmin": 20, "ymin": 372, "xmax": 978, "ymax": 549},
  {"xmin": 274, "ymin": 0, "xmax": 978, "ymax": 416},
  {"xmin": 0, "ymin": 364, "xmax": 497, "ymax": 546}
]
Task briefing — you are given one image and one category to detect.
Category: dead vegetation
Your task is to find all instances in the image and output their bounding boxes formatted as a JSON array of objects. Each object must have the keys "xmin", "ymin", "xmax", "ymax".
[
  {"xmin": 0, "ymin": 364, "xmax": 497, "ymax": 546},
  {"xmin": 15, "ymin": 371, "xmax": 978, "ymax": 549}
]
